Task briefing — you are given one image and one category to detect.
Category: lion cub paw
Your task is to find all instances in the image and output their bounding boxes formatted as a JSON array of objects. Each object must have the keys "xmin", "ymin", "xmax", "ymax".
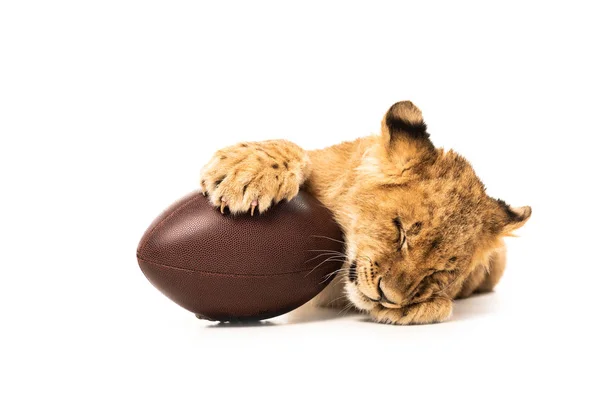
[
  {"xmin": 200, "ymin": 141, "xmax": 308, "ymax": 215},
  {"xmin": 370, "ymin": 297, "xmax": 453, "ymax": 325}
]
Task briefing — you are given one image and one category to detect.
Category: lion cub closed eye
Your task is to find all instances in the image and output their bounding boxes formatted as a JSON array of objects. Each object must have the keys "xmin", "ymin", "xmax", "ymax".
[{"xmin": 200, "ymin": 101, "xmax": 531, "ymax": 325}]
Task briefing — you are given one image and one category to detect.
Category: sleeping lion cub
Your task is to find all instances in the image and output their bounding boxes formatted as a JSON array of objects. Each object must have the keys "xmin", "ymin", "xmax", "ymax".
[{"xmin": 200, "ymin": 101, "xmax": 531, "ymax": 325}]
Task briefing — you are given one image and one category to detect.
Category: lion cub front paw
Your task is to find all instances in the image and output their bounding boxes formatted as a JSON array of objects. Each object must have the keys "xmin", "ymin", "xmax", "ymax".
[
  {"xmin": 370, "ymin": 297, "xmax": 453, "ymax": 325},
  {"xmin": 200, "ymin": 141, "xmax": 308, "ymax": 215}
]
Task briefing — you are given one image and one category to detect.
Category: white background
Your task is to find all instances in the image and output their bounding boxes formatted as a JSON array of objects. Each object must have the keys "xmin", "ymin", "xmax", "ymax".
[{"xmin": 1, "ymin": 1, "xmax": 598, "ymax": 399}]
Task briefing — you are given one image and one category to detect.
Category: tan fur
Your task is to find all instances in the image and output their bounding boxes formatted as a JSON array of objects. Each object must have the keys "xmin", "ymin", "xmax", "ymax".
[{"xmin": 200, "ymin": 101, "xmax": 531, "ymax": 325}]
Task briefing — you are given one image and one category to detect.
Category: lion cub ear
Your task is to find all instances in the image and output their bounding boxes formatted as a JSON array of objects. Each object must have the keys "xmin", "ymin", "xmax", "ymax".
[
  {"xmin": 381, "ymin": 101, "xmax": 435, "ymax": 165},
  {"xmin": 494, "ymin": 199, "xmax": 532, "ymax": 235}
]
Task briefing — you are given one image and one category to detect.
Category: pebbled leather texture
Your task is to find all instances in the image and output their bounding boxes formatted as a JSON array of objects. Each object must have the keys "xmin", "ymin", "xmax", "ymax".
[{"xmin": 137, "ymin": 190, "xmax": 345, "ymax": 321}]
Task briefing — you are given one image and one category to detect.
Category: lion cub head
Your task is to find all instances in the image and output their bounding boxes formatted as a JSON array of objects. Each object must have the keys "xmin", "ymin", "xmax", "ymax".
[{"xmin": 344, "ymin": 101, "xmax": 531, "ymax": 312}]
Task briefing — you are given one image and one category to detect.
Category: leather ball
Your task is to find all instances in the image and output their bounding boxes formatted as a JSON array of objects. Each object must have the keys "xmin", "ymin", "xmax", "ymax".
[{"xmin": 136, "ymin": 191, "xmax": 344, "ymax": 321}]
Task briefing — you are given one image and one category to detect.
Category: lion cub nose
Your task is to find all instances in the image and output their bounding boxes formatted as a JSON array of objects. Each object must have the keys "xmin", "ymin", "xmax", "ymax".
[{"xmin": 378, "ymin": 279, "xmax": 403, "ymax": 308}]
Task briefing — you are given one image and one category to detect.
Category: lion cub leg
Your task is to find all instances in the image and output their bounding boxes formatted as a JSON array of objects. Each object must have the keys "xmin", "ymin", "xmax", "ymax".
[
  {"xmin": 475, "ymin": 245, "xmax": 507, "ymax": 294},
  {"xmin": 454, "ymin": 245, "xmax": 507, "ymax": 299},
  {"xmin": 200, "ymin": 140, "xmax": 310, "ymax": 215}
]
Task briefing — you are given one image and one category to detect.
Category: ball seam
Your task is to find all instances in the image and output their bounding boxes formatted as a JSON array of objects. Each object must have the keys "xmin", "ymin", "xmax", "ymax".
[{"xmin": 138, "ymin": 257, "xmax": 339, "ymax": 278}]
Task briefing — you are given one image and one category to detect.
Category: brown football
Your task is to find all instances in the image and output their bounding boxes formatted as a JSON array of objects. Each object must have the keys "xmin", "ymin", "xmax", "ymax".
[{"xmin": 136, "ymin": 190, "xmax": 344, "ymax": 322}]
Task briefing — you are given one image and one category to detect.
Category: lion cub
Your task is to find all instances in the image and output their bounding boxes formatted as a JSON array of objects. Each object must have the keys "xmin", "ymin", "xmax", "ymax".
[{"xmin": 200, "ymin": 101, "xmax": 531, "ymax": 325}]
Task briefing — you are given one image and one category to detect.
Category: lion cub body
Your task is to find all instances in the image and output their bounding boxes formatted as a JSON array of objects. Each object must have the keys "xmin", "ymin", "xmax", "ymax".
[{"xmin": 200, "ymin": 101, "xmax": 530, "ymax": 324}]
